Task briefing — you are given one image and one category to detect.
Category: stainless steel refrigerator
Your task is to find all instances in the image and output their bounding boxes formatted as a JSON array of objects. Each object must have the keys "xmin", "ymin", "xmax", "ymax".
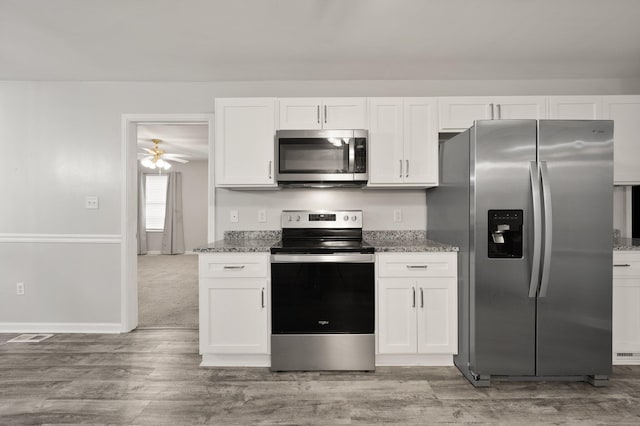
[{"xmin": 428, "ymin": 120, "xmax": 613, "ymax": 387}]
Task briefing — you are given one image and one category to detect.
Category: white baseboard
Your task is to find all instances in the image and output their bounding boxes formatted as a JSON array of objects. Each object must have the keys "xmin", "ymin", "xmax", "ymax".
[
  {"xmin": 0, "ymin": 322, "xmax": 123, "ymax": 334},
  {"xmin": 375, "ymin": 353, "xmax": 454, "ymax": 366},
  {"xmin": 201, "ymin": 353, "xmax": 270, "ymax": 367}
]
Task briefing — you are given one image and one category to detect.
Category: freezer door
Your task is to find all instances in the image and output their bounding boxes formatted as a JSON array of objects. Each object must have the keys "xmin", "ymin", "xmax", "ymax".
[
  {"xmin": 536, "ymin": 120, "xmax": 613, "ymax": 376},
  {"xmin": 472, "ymin": 120, "xmax": 537, "ymax": 375}
]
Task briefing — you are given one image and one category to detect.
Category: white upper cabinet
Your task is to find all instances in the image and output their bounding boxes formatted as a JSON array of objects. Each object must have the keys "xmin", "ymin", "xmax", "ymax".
[
  {"xmin": 549, "ymin": 96, "xmax": 602, "ymax": 119},
  {"xmin": 278, "ymin": 98, "xmax": 367, "ymax": 130},
  {"xmin": 438, "ymin": 96, "xmax": 547, "ymax": 131},
  {"xmin": 368, "ymin": 98, "xmax": 404, "ymax": 184},
  {"xmin": 603, "ymin": 96, "xmax": 640, "ymax": 185},
  {"xmin": 368, "ymin": 98, "xmax": 439, "ymax": 187},
  {"xmin": 215, "ymin": 98, "xmax": 277, "ymax": 187}
]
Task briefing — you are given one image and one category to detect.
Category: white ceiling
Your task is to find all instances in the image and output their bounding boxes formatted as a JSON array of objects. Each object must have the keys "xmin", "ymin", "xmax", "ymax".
[
  {"xmin": 137, "ymin": 123, "xmax": 209, "ymax": 160},
  {"xmin": 2, "ymin": 0, "xmax": 640, "ymax": 81}
]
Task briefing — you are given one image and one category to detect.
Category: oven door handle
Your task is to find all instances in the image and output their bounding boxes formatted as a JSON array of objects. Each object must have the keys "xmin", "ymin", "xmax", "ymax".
[{"xmin": 270, "ymin": 254, "xmax": 375, "ymax": 263}]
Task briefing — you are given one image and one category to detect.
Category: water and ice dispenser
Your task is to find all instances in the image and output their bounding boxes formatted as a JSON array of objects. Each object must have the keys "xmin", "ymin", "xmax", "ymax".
[{"xmin": 488, "ymin": 210, "xmax": 523, "ymax": 258}]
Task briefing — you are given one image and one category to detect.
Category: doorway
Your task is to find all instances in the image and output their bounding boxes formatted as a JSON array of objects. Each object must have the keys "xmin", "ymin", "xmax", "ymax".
[{"xmin": 121, "ymin": 114, "xmax": 214, "ymax": 332}]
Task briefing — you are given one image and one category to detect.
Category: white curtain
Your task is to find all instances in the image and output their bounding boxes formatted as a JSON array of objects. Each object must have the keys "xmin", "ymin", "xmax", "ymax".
[
  {"xmin": 161, "ymin": 171, "xmax": 185, "ymax": 254},
  {"xmin": 137, "ymin": 171, "xmax": 148, "ymax": 255}
]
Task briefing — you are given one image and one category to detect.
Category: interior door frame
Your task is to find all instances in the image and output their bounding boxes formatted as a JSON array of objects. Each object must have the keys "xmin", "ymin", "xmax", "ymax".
[{"xmin": 120, "ymin": 113, "xmax": 215, "ymax": 332}]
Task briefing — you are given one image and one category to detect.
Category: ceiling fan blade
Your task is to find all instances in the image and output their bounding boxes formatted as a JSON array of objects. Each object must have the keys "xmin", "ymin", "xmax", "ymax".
[
  {"xmin": 142, "ymin": 147, "xmax": 155, "ymax": 154},
  {"xmin": 163, "ymin": 153, "xmax": 189, "ymax": 157},
  {"xmin": 167, "ymin": 157, "xmax": 189, "ymax": 164}
]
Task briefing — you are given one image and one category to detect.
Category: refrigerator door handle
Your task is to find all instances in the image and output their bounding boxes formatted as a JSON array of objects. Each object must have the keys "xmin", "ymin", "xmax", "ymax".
[
  {"xmin": 539, "ymin": 161, "xmax": 553, "ymax": 297},
  {"xmin": 528, "ymin": 161, "xmax": 543, "ymax": 298}
]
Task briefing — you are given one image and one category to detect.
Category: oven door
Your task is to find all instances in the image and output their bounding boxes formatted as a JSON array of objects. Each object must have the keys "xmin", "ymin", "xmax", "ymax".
[
  {"xmin": 271, "ymin": 254, "xmax": 374, "ymax": 334},
  {"xmin": 276, "ymin": 130, "xmax": 356, "ymax": 182}
]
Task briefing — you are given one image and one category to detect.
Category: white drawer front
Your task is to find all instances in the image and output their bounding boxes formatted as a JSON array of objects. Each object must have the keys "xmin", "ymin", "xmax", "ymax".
[
  {"xmin": 613, "ymin": 252, "xmax": 640, "ymax": 277},
  {"xmin": 377, "ymin": 253, "xmax": 456, "ymax": 278},
  {"xmin": 199, "ymin": 254, "xmax": 268, "ymax": 278}
]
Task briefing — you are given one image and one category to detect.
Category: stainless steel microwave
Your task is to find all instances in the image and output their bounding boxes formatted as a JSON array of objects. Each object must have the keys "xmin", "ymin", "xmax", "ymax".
[{"xmin": 275, "ymin": 129, "xmax": 368, "ymax": 186}]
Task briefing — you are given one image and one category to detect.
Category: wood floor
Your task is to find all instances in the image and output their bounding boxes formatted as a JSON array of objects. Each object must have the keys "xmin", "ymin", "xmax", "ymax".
[{"xmin": 1, "ymin": 330, "xmax": 640, "ymax": 425}]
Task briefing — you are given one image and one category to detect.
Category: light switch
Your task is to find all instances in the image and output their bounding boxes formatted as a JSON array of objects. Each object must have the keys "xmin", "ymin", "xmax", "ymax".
[{"xmin": 85, "ymin": 196, "xmax": 99, "ymax": 209}]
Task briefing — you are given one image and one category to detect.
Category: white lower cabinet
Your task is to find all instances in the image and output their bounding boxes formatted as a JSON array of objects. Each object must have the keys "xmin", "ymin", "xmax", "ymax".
[
  {"xmin": 198, "ymin": 253, "xmax": 270, "ymax": 366},
  {"xmin": 376, "ymin": 252, "xmax": 458, "ymax": 365},
  {"xmin": 613, "ymin": 251, "xmax": 640, "ymax": 364}
]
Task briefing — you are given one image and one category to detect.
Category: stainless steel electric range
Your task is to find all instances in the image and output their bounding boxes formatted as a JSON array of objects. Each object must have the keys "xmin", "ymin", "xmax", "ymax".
[{"xmin": 270, "ymin": 210, "xmax": 375, "ymax": 371}]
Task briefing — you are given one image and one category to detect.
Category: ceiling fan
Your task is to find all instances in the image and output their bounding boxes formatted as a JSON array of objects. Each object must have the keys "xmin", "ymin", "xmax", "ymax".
[{"xmin": 139, "ymin": 139, "xmax": 189, "ymax": 170}]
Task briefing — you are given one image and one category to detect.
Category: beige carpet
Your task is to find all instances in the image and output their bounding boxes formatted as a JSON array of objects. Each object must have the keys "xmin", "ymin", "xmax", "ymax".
[{"xmin": 137, "ymin": 254, "xmax": 198, "ymax": 329}]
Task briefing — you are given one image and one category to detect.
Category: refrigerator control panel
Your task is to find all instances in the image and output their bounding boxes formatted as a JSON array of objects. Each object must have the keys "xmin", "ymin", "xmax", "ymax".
[{"xmin": 488, "ymin": 210, "xmax": 523, "ymax": 258}]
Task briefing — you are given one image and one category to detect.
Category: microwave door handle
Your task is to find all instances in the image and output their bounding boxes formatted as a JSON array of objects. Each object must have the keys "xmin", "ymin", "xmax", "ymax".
[{"xmin": 348, "ymin": 138, "xmax": 356, "ymax": 173}]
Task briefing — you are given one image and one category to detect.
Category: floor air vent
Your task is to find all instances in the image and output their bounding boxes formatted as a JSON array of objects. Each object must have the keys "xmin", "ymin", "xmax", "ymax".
[{"xmin": 7, "ymin": 334, "xmax": 53, "ymax": 343}]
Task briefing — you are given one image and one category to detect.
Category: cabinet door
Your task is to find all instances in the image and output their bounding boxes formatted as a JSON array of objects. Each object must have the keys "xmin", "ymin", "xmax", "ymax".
[
  {"xmin": 613, "ymin": 277, "xmax": 640, "ymax": 355},
  {"xmin": 215, "ymin": 98, "xmax": 276, "ymax": 186},
  {"xmin": 403, "ymin": 98, "xmax": 439, "ymax": 185},
  {"xmin": 199, "ymin": 278, "xmax": 268, "ymax": 354},
  {"xmin": 548, "ymin": 96, "xmax": 602, "ymax": 119},
  {"xmin": 368, "ymin": 98, "xmax": 404, "ymax": 184},
  {"xmin": 603, "ymin": 96, "xmax": 640, "ymax": 184},
  {"xmin": 417, "ymin": 277, "xmax": 457, "ymax": 354},
  {"xmin": 438, "ymin": 97, "xmax": 493, "ymax": 131},
  {"xmin": 493, "ymin": 96, "xmax": 547, "ymax": 120},
  {"xmin": 323, "ymin": 98, "xmax": 367, "ymax": 129},
  {"xmin": 278, "ymin": 98, "xmax": 322, "ymax": 130},
  {"xmin": 377, "ymin": 278, "xmax": 417, "ymax": 353}
]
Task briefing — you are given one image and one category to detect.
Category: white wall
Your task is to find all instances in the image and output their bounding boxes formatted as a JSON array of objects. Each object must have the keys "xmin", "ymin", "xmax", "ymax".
[
  {"xmin": 1, "ymin": 78, "xmax": 638, "ymax": 329},
  {"xmin": 141, "ymin": 160, "xmax": 209, "ymax": 252}
]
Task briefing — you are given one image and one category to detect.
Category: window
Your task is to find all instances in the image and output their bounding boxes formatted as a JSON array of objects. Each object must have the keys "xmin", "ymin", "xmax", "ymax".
[{"xmin": 145, "ymin": 174, "xmax": 168, "ymax": 231}]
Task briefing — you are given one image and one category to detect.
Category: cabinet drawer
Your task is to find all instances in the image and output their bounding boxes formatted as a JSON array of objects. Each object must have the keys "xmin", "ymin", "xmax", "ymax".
[
  {"xmin": 377, "ymin": 253, "xmax": 456, "ymax": 278},
  {"xmin": 199, "ymin": 254, "xmax": 268, "ymax": 278},
  {"xmin": 613, "ymin": 252, "xmax": 640, "ymax": 277}
]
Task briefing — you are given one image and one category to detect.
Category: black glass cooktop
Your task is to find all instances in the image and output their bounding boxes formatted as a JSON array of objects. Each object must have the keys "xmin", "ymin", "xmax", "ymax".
[{"xmin": 270, "ymin": 239, "xmax": 374, "ymax": 254}]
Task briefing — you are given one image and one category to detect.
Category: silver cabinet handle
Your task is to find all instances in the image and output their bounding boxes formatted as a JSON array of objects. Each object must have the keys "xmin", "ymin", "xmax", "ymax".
[
  {"xmin": 528, "ymin": 161, "xmax": 542, "ymax": 298},
  {"xmin": 261, "ymin": 288, "xmax": 265, "ymax": 308},
  {"xmin": 490, "ymin": 103, "xmax": 495, "ymax": 119},
  {"xmin": 497, "ymin": 104, "xmax": 502, "ymax": 119},
  {"xmin": 539, "ymin": 161, "xmax": 553, "ymax": 298},
  {"xmin": 400, "ymin": 160, "xmax": 403, "ymax": 178},
  {"xmin": 223, "ymin": 265, "xmax": 245, "ymax": 270},
  {"xmin": 420, "ymin": 287, "xmax": 424, "ymax": 308},
  {"xmin": 268, "ymin": 160, "xmax": 273, "ymax": 179},
  {"xmin": 324, "ymin": 105, "xmax": 327, "ymax": 124},
  {"xmin": 406, "ymin": 160, "xmax": 409, "ymax": 178},
  {"xmin": 317, "ymin": 105, "xmax": 320, "ymax": 124},
  {"xmin": 614, "ymin": 264, "xmax": 631, "ymax": 267},
  {"xmin": 406, "ymin": 265, "xmax": 428, "ymax": 269}
]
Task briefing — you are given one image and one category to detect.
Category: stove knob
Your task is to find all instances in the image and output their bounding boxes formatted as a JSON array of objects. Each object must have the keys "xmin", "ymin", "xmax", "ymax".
[
  {"xmin": 287, "ymin": 215, "xmax": 292, "ymax": 222},
  {"xmin": 296, "ymin": 215, "xmax": 301, "ymax": 222},
  {"xmin": 343, "ymin": 215, "xmax": 349, "ymax": 221},
  {"xmin": 352, "ymin": 215, "xmax": 358, "ymax": 222}
]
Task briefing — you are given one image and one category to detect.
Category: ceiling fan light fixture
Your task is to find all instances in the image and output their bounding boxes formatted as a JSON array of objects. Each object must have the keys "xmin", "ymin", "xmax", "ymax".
[
  {"xmin": 156, "ymin": 158, "xmax": 171, "ymax": 170},
  {"xmin": 141, "ymin": 157, "xmax": 156, "ymax": 169},
  {"xmin": 140, "ymin": 139, "xmax": 178, "ymax": 170}
]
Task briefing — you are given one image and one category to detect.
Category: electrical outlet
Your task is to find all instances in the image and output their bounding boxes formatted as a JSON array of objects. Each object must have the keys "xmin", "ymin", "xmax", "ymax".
[
  {"xmin": 258, "ymin": 209, "xmax": 267, "ymax": 223},
  {"xmin": 85, "ymin": 196, "xmax": 99, "ymax": 209},
  {"xmin": 393, "ymin": 209, "xmax": 402, "ymax": 223},
  {"xmin": 230, "ymin": 210, "xmax": 239, "ymax": 223},
  {"xmin": 16, "ymin": 282, "xmax": 25, "ymax": 295}
]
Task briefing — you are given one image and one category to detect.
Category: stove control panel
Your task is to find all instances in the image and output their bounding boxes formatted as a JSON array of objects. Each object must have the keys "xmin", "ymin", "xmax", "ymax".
[{"xmin": 281, "ymin": 210, "xmax": 362, "ymax": 228}]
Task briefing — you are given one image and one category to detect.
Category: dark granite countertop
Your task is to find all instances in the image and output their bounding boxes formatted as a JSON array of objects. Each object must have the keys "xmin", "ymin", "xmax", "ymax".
[
  {"xmin": 614, "ymin": 237, "xmax": 640, "ymax": 251},
  {"xmin": 194, "ymin": 230, "xmax": 459, "ymax": 253}
]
